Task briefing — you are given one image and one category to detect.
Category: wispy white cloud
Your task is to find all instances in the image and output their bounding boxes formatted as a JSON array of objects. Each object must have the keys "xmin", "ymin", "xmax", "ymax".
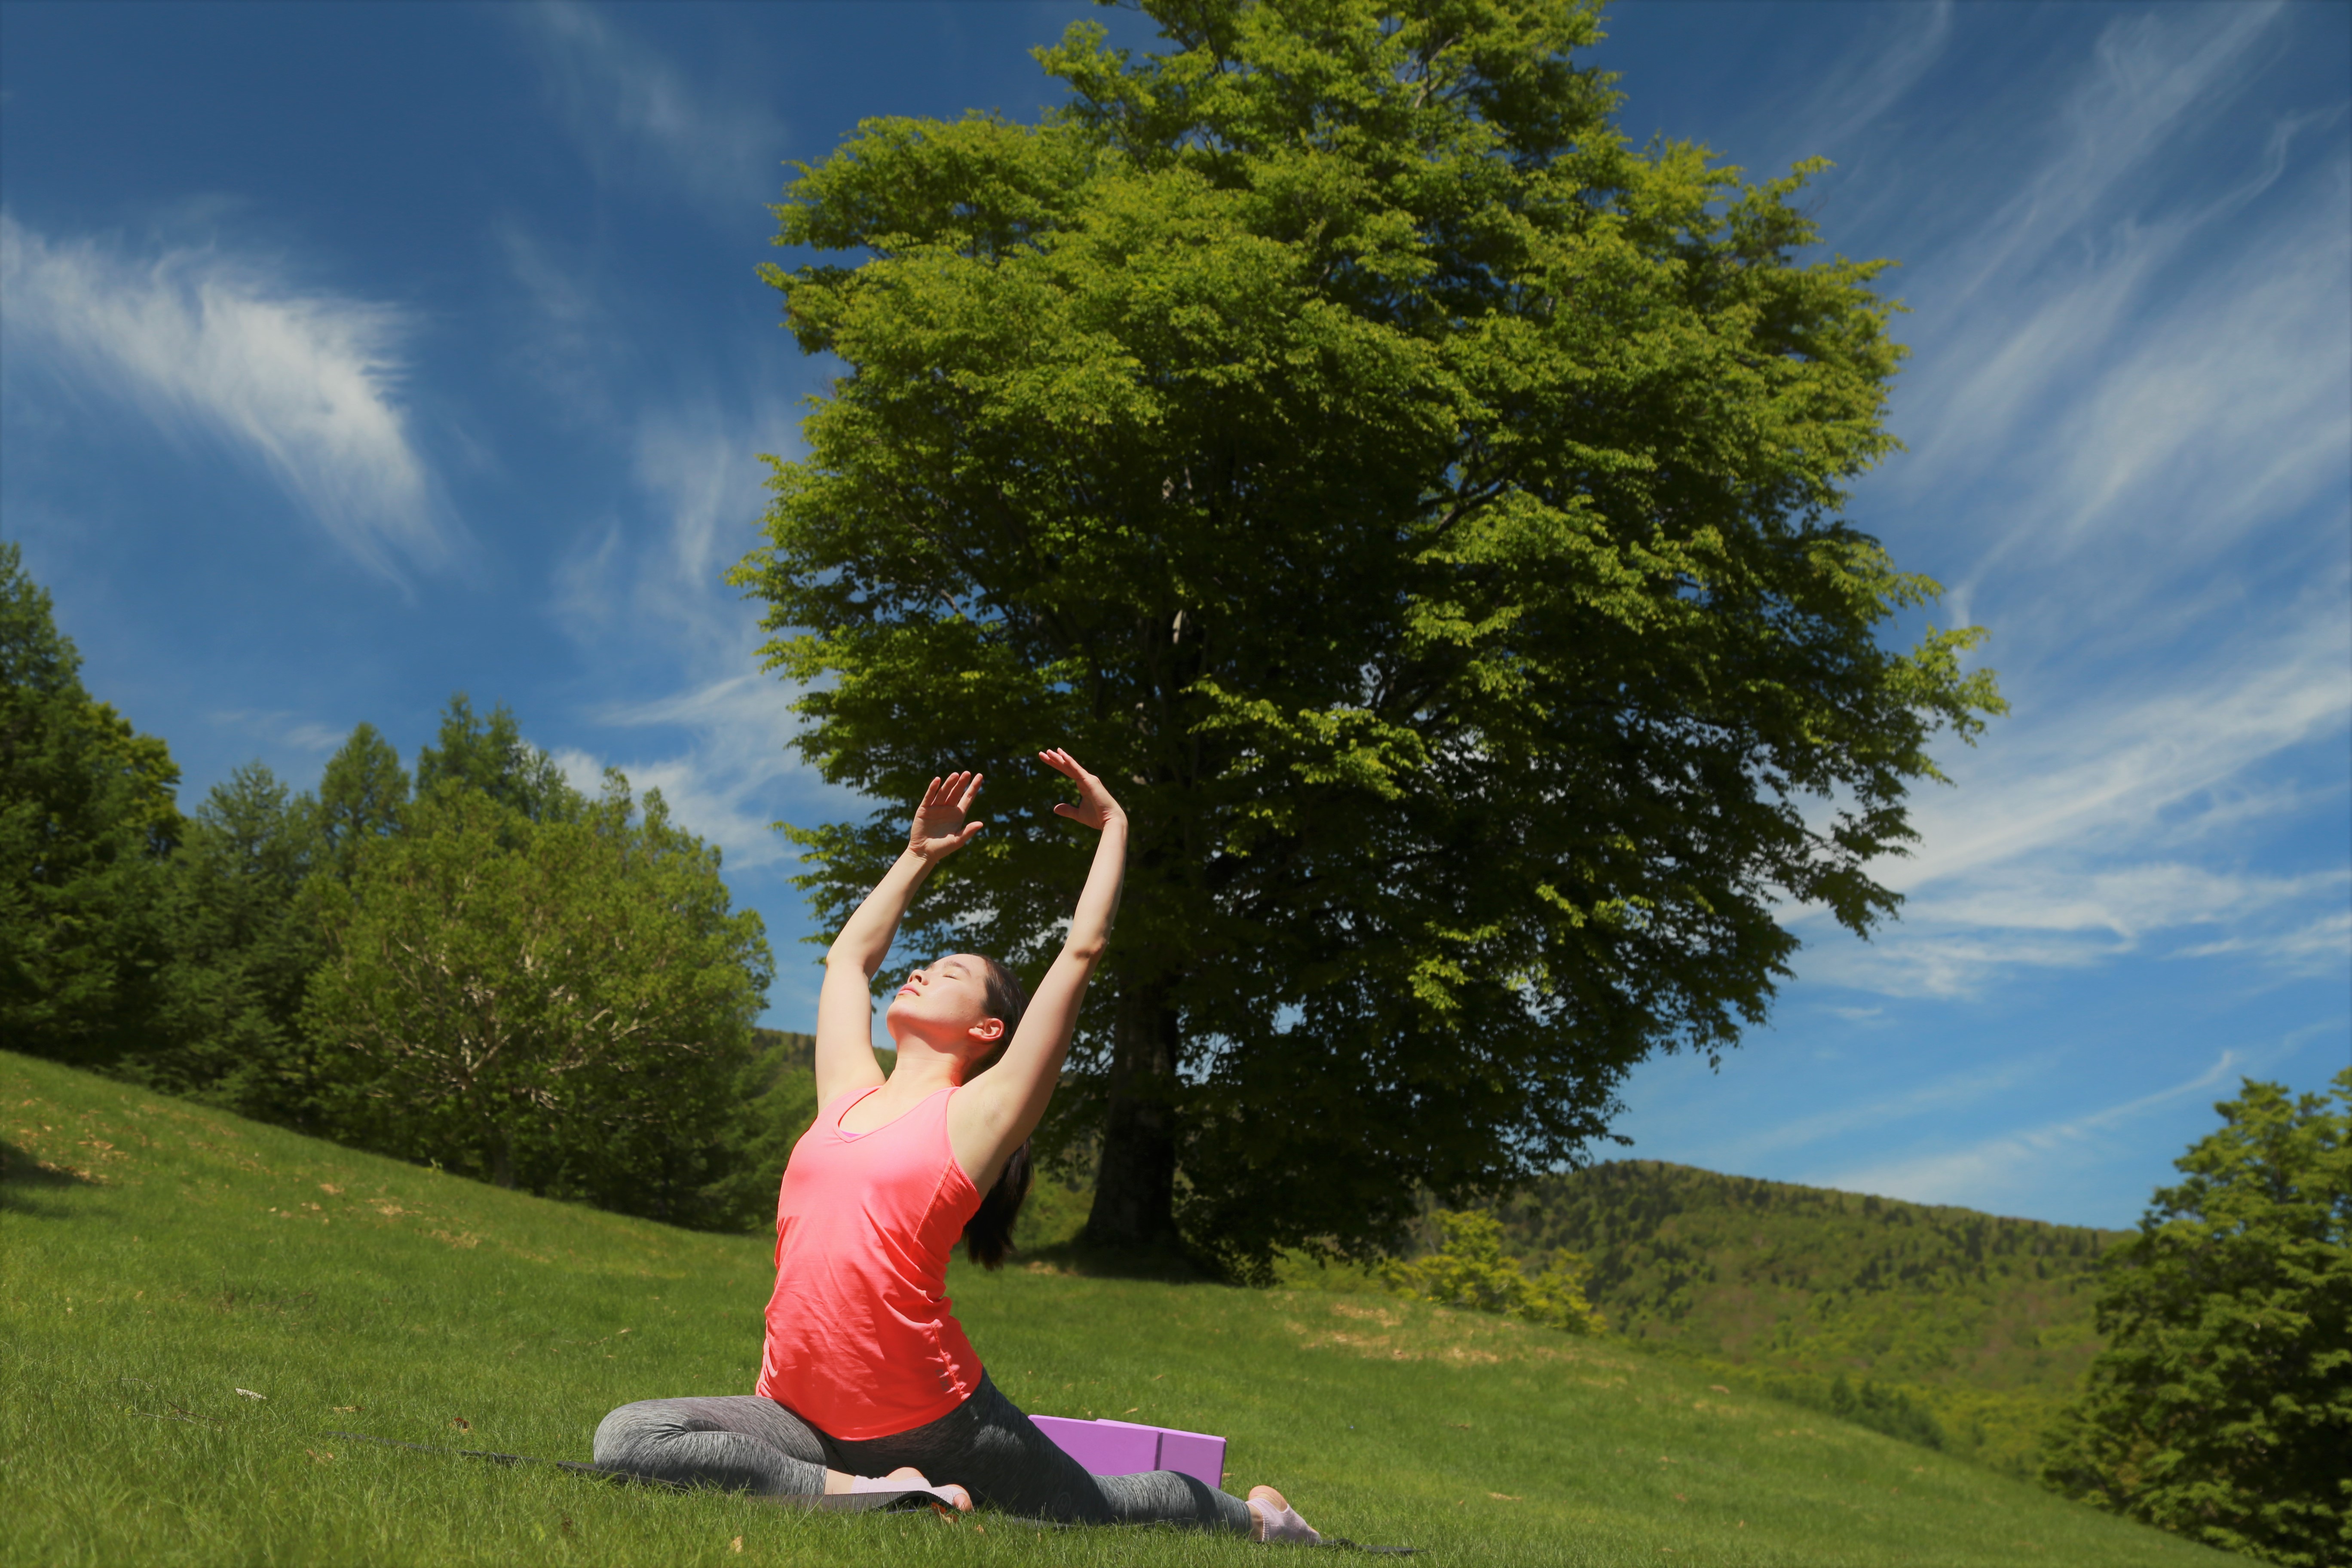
[
  {"xmin": 547, "ymin": 401, "xmax": 852, "ymax": 871},
  {"xmin": 1801, "ymin": 587, "xmax": 2351, "ymax": 997},
  {"xmin": 2176, "ymin": 909, "xmax": 2352, "ymax": 980},
  {"xmin": 0, "ymin": 213, "xmax": 451, "ymax": 583},
  {"xmin": 208, "ymin": 709, "xmax": 353, "ymax": 757},
  {"xmin": 493, "ymin": 218, "xmax": 615, "ymax": 422},
  {"xmin": 1770, "ymin": 0, "xmax": 1954, "ymax": 159},
  {"xmin": 1769, "ymin": 3, "xmax": 2352, "ymax": 1008},
  {"xmin": 548, "ymin": 402, "xmax": 791, "ymax": 654},
  {"xmin": 0, "ymin": 215, "xmax": 446, "ymax": 573},
  {"xmin": 1809, "ymin": 1047, "xmax": 2246, "ymax": 1213},
  {"xmin": 554, "ymin": 671, "xmax": 843, "ymax": 873},
  {"xmin": 1932, "ymin": 2, "xmax": 2286, "ymax": 317},
  {"xmin": 1709, "ymin": 1056, "xmax": 2049, "ymax": 1167},
  {"xmin": 515, "ymin": 0, "xmax": 787, "ymax": 221},
  {"xmin": 1914, "ymin": 161, "xmax": 2352, "ymax": 636},
  {"xmin": 630, "ymin": 409, "xmax": 759, "ymax": 648}
]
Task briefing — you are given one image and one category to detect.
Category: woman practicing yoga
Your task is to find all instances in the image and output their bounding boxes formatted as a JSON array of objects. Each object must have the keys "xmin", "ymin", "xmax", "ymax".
[{"xmin": 594, "ymin": 750, "xmax": 1319, "ymax": 1541}]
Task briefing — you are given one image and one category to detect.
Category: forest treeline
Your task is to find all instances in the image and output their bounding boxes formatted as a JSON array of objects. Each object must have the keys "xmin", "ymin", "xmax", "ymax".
[{"xmin": 1, "ymin": 542, "xmax": 802, "ymax": 1229}]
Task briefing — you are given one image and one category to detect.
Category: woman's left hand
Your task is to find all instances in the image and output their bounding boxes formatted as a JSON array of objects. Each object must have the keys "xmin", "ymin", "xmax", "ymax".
[
  {"xmin": 1041, "ymin": 748, "xmax": 1123, "ymax": 831},
  {"xmin": 909, "ymin": 771, "xmax": 986, "ymax": 862}
]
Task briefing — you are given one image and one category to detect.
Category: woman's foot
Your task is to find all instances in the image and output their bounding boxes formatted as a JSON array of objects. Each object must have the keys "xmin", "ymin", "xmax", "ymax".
[
  {"xmin": 1246, "ymin": 1485, "xmax": 1320, "ymax": 1544},
  {"xmin": 832, "ymin": 1466, "xmax": 973, "ymax": 1511}
]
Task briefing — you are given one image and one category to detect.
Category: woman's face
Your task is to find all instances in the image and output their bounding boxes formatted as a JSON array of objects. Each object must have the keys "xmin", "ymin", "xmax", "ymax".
[{"xmin": 884, "ymin": 952, "xmax": 1004, "ymax": 1055}]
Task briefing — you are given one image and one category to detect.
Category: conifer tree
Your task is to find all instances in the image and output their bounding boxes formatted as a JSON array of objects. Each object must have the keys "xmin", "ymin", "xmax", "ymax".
[
  {"xmin": 0, "ymin": 542, "xmax": 181, "ymax": 1065},
  {"xmin": 138, "ymin": 762, "xmax": 324, "ymax": 1119}
]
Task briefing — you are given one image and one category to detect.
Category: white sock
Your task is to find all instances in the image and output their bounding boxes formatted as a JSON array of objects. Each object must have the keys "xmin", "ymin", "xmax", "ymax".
[{"xmin": 1248, "ymin": 1489, "xmax": 1320, "ymax": 1544}]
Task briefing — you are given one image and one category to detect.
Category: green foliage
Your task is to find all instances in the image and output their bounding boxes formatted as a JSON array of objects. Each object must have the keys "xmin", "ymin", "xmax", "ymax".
[
  {"xmin": 312, "ymin": 721, "xmax": 410, "ymax": 882},
  {"xmin": 1828, "ymin": 1373, "xmax": 1945, "ymax": 1451},
  {"xmin": 696, "ymin": 1028, "xmax": 821, "ymax": 1231},
  {"xmin": 0, "ymin": 540, "xmax": 182, "ymax": 1067},
  {"xmin": 131, "ymin": 762, "xmax": 326, "ymax": 1124},
  {"xmin": 2041, "ymin": 1072, "xmax": 2352, "ymax": 1568},
  {"xmin": 2, "ymin": 1050, "xmax": 2244, "ymax": 1568},
  {"xmin": 1493, "ymin": 1159, "xmax": 2120, "ymax": 1474},
  {"xmin": 303, "ymin": 775, "xmax": 774, "ymax": 1226},
  {"xmin": 415, "ymin": 694, "xmax": 581, "ymax": 828},
  {"xmin": 737, "ymin": 0, "xmax": 2006, "ymax": 1270},
  {"xmin": 1381, "ymin": 1208, "xmax": 1606, "ymax": 1332},
  {"xmin": 0, "ymin": 598, "xmax": 783, "ymax": 1232}
]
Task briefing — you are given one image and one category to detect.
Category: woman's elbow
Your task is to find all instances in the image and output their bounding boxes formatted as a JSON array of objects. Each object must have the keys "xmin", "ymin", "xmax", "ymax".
[{"xmin": 1061, "ymin": 938, "xmax": 1108, "ymax": 967}]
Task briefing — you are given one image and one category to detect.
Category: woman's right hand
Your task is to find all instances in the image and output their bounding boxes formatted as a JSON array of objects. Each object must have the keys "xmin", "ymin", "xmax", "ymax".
[
  {"xmin": 1041, "ymin": 748, "xmax": 1123, "ymax": 831},
  {"xmin": 909, "ymin": 771, "xmax": 986, "ymax": 862}
]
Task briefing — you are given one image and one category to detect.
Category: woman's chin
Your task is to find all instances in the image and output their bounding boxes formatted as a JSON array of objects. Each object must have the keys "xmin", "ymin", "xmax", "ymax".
[{"xmin": 880, "ymin": 1002, "xmax": 937, "ymax": 1045}]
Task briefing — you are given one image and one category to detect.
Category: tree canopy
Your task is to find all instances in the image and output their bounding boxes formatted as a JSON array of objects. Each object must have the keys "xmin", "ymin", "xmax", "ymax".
[
  {"xmin": 2042, "ymin": 1072, "xmax": 2351, "ymax": 1568},
  {"xmin": 0, "ymin": 541, "xmax": 181, "ymax": 1067},
  {"xmin": 737, "ymin": 0, "xmax": 2003, "ymax": 1271},
  {"xmin": 0, "ymin": 553, "xmax": 783, "ymax": 1231}
]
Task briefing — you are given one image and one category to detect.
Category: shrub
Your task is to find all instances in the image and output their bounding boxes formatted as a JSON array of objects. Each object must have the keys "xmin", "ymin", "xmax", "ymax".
[{"xmin": 1381, "ymin": 1209, "xmax": 1608, "ymax": 1334}]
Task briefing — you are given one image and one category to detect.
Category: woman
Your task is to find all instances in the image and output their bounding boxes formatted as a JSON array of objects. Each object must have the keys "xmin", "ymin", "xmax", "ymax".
[{"xmin": 594, "ymin": 750, "xmax": 1319, "ymax": 1542}]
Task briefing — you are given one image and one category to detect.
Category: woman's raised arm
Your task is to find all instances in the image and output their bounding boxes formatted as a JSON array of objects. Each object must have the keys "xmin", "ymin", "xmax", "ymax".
[
  {"xmin": 949, "ymin": 750, "xmax": 1125, "ymax": 1186},
  {"xmin": 814, "ymin": 772, "xmax": 986, "ymax": 1108}
]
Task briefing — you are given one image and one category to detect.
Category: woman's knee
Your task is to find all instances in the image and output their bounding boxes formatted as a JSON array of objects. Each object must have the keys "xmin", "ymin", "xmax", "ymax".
[{"xmin": 593, "ymin": 1400, "xmax": 681, "ymax": 1466}]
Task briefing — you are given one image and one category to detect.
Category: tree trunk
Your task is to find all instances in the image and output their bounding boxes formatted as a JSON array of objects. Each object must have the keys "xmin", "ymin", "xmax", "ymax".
[{"xmin": 1079, "ymin": 981, "xmax": 1181, "ymax": 1250}]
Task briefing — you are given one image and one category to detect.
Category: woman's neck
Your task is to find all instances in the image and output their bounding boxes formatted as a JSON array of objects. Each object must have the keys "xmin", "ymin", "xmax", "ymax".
[{"xmin": 883, "ymin": 1038, "xmax": 965, "ymax": 1094}]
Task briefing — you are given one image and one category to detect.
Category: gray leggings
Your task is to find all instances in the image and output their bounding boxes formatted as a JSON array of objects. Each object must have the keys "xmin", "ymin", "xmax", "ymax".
[{"xmin": 593, "ymin": 1375, "xmax": 1253, "ymax": 1534}]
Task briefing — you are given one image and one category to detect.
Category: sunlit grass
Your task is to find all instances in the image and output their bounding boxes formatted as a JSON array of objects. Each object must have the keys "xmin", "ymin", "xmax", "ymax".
[{"xmin": 0, "ymin": 1050, "xmax": 2244, "ymax": 1566}]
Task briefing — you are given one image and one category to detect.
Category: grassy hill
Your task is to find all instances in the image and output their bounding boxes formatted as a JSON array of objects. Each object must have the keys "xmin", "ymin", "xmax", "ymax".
[
  {"xmin": 0, "ymin": 1051, "xmax": 2238, "ymax": 1567},
  {"xmin": 1493, "ymin": 1162, "xmax": 2123, "ymax": 1477}
]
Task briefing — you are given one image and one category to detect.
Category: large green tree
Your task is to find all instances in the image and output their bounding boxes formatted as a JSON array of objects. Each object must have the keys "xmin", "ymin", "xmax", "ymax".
[
  {"xmin": 735, "ymin": 0, "xmax": 2003, "ymax": 1268},
  {"xmin": 303, "ymin": 771, "xmax": 775, "ymax": 1225},
  {"xmin": 2042, "ymin": 1072, "xmax": 2351, "ymax": 1568},
  {"xmin": 0, "ymin": 541, "xmax": 182, "ymax": 1066}
]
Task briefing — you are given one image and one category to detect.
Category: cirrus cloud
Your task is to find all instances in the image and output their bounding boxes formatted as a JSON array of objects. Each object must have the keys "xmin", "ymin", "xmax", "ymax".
[{"xmin": 0, "ymin": 213, "xmax": 452, "ymax": 582}]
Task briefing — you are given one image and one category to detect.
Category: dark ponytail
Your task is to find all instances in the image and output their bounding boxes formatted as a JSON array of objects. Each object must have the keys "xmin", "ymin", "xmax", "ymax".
[{"xmin": 962, "ymin": 955, "xmax": 1032, "ymax": 1270}]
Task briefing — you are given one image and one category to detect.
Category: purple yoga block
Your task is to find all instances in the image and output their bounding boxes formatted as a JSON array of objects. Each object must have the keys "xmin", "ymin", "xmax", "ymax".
[
  {"xmin": 1154, "ymin": 1429, "xmax": 1228, "ymax": 1489},
  {"xmin": 1030, "ymin": 1416, "xmax": 1227, "ymax": 1490}
]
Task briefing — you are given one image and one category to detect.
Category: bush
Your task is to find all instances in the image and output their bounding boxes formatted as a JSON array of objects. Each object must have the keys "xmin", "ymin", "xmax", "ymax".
[
  {"xmin": 1829, "ymin": 1372, "xmax": 1946, "ymax": 1451},
  {"xmin": 1381, "ymin": 1209, "xmax": 1608, "ymax": 1333}
]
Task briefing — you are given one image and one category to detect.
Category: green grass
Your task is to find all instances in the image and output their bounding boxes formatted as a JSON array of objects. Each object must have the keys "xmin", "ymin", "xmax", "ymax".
[{"xmin": 1, "ymin": 1051, "xmax": 2244, "ymax": 1567}]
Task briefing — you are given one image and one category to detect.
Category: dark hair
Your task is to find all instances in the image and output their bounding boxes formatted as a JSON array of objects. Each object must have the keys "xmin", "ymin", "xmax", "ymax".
[{"xmin": 961, "ymin": 955, "xmax": 1032, "ymax": 1270}]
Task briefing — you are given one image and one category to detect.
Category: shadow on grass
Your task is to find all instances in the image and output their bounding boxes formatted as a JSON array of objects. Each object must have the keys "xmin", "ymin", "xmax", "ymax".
[
  {"xmin": 1014, "ymin": 1236, "xmax": 1228, "ymax": 1284},
  {"xmin": 0, "ymin": 1136, "xmax": 100, "ymax": 1216}
]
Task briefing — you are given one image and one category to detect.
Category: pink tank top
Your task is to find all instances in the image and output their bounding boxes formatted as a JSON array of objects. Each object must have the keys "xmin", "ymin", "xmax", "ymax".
[{"xmin": 756, "ymin": 1085, "xmax": 986, "ymax": 1439}]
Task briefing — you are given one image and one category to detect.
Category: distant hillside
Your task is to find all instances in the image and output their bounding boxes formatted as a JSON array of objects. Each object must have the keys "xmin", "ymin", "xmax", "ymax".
[
  {"xmin": 749, "ymin": 1026, "xmax": 816, "ymax": 1074},
  {"xmin": 1494, "ymin": 1161, "xmax": 2126, "ymax": 1476}
]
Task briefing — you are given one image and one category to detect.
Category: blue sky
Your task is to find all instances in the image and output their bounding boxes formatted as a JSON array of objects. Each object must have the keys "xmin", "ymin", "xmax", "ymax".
[{"xmin": 3, "ymin": 1, "xmax": 2344, "ymax": 1229}]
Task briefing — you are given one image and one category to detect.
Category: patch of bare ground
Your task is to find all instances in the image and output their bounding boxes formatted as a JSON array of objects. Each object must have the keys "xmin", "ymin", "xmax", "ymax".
[{"xmin": 1280, "ymin": 1292, "xmax": 1641, "ymax": 1378}]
